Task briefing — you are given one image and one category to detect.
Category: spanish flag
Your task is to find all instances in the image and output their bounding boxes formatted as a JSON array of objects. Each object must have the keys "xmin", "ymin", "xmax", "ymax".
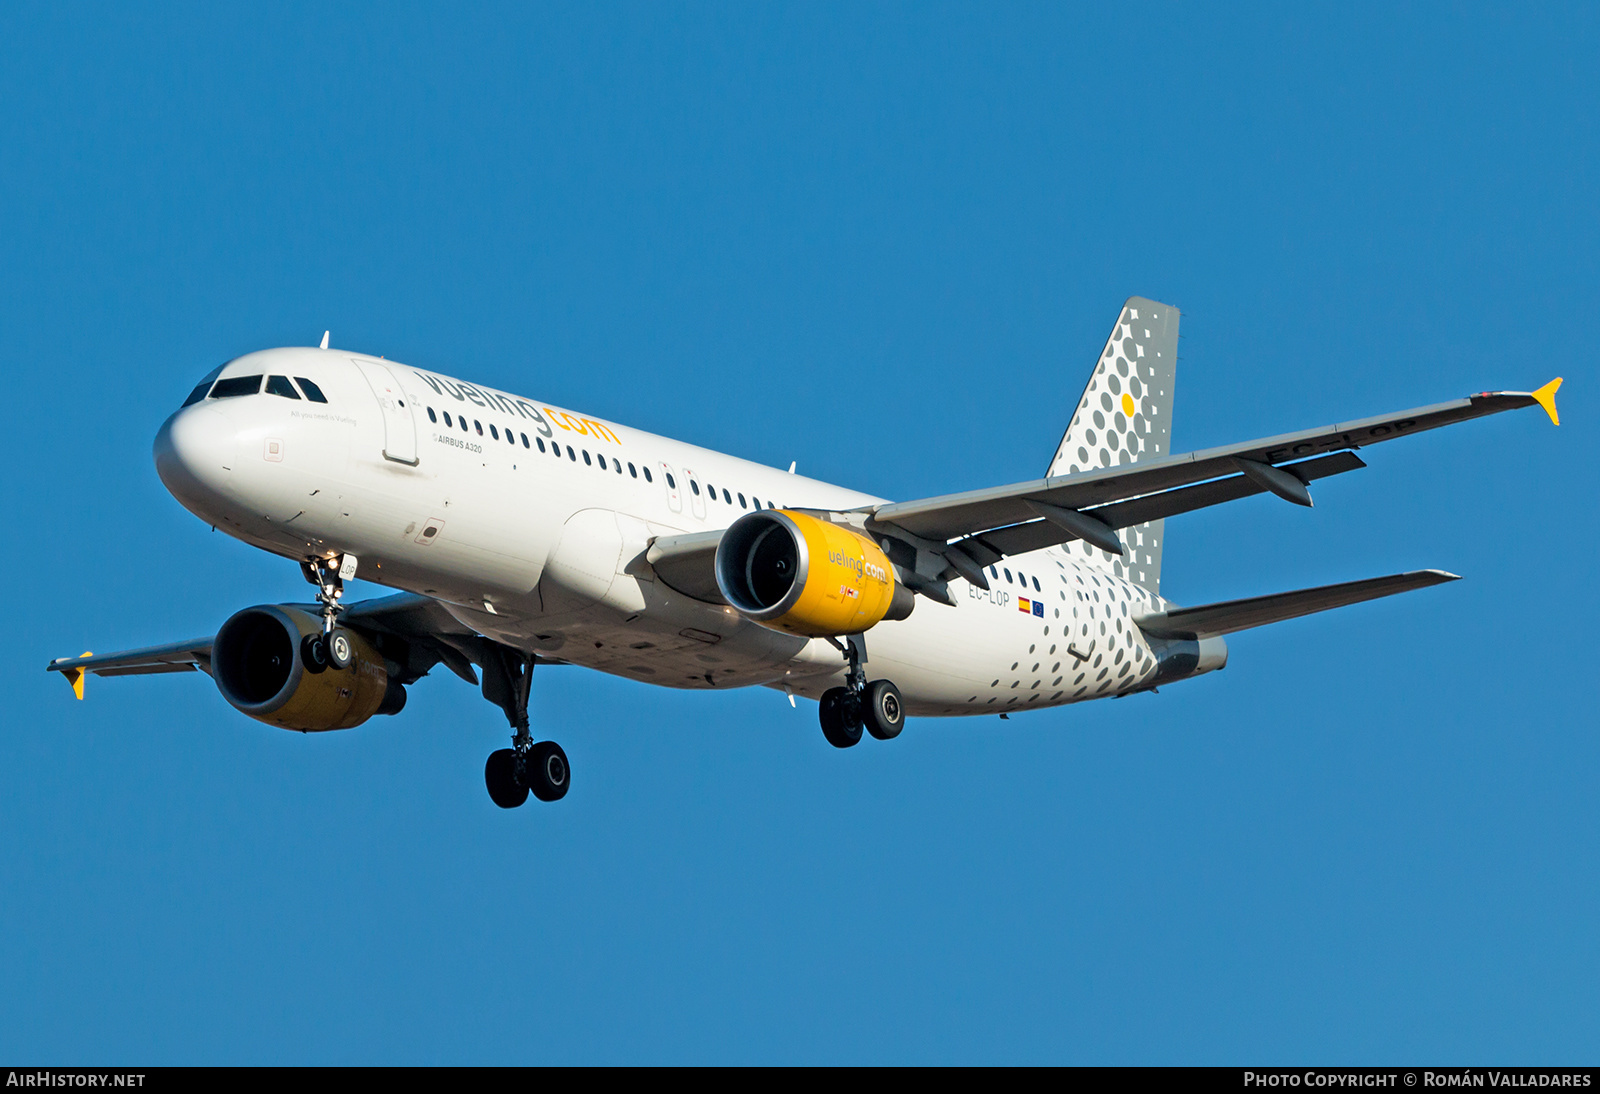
[{"xmin": 1018, "ymin": 598, "xmax": 1031, "ymax": 613}]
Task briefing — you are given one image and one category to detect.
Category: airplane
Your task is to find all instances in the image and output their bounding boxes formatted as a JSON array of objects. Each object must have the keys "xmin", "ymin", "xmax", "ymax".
[{"xmin": 48, "ymin": 298, "xmax": 1561, "ymax": 808}]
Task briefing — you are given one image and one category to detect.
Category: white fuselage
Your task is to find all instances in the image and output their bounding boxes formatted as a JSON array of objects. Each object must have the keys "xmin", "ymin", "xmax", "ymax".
[{"xmin": 155, "ymin": 347, "xmax": 1188, "ymax": 716}]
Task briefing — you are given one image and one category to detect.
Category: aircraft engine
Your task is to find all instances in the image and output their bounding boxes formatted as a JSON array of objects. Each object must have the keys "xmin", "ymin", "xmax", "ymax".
[
  {"xmin": 211, "ymin": 605, "xmax": 405, "ymax": 731},
  {"xmin": 715, "ymin": 510, "xmax": 914, "ymax": 637}
]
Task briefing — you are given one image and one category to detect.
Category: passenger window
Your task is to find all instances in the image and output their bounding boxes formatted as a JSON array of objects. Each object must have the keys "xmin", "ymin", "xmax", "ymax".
[
  {"xmin": 665, "ymin": 472, "xmax": 676, "ymax": 488},
  {"xmin": 690, "ymin": 480, "xmax": 700, "ymax": 495},
  {"xmin": 706, "ymin": 482, "xmax": 715, "ymax": 500},
  {"xmin": 506, "ymin": 430, "xmax": 515, "ymax": 445},
  {"xmin": 264, "ymin": 375, "xmax": 301, "ymax": 400},
  {"xmin": 722, "ymin": 488, "xmax": 732, "ymax": 504},
  {"xmin": 294, "ymin": 377, "xmax": 328, "ymax": 403},
  {"xmin": 490, "ymin": 424, "xmax": 499, "ymax": 440},
  {"xmin": 474, "ymin": 420, "xmax": 483, "ymax": 436},
  {"xmin": 752, "ymin": 497, "xmax": 760, "ymax": 509},
  {"xmin": 989, "ymin": 566, "xmax": 999, "ymax": 579},
  {"xmin": 443, "ymin": 412, "xmax": 453, "ymax": 427},
  {"xmin": 583, "ymin": 450, "xmax": 592, "ymax": 466},
  {"xmin": 1004, "ymin": 569, "xmax": 1014, "ymax": 583},
  {"xmin": 535, "ymin": 437, "xmax": 545, "ymax": 453},
  {"xmin": 1032, "ymin": 577, "xmax": 1041, "ymax": 592},
  {"xmin": 567, "ymin": 446, "xmax": 576, "ymax": 460},
  {"xmin": 427, "ymin": 407, "xmax": 438, "ymax": 423},
  {"xmin": 643, "ymin": 467, "xmax": 653, "ymax": 483},
  {"xmin": 738, "ymin": 493, "xmax": 746, "ymax": 508},
  {"xmin": 628, "ymin": 463, "xmax": 638, "ymax": 478},
  {"xmin": 521, "ymin": 433, "xmax": 529, "ymax": 448},
  {"xmin": 460, "ymin": 417, "xmax": 469, "ymax": 432},
  {"xmin": 615, "ymin": 461, "xmax": 623, "ymax": 474}
]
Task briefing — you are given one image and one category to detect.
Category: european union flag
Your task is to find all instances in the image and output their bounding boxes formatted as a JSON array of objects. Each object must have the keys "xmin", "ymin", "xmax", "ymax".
[{"xmin": 1031, "ymin": 601, "xmax": 1044, "ymax": 618}]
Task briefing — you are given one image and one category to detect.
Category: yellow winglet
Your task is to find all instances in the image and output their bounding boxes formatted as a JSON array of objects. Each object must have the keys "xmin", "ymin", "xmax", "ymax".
[
  {"xmin": 1532, "ymin": 377, "xmax": 1562, "ymax": 426},
  {"xmin": 64, "ymin": 652, "xmax": 92, "ymax": 700}
]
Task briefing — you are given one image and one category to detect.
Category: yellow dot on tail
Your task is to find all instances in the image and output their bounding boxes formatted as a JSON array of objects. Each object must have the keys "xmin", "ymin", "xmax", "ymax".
[{"xmin": 1121, "ymin": 393, "xmax": 1135, "ymax": 417}]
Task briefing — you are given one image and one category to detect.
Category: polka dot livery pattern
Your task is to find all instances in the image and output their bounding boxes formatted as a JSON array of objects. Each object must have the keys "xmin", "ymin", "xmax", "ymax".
[{"xmin": 1045, "ymin": 297, "xmax": 1179, "ymax": 596}]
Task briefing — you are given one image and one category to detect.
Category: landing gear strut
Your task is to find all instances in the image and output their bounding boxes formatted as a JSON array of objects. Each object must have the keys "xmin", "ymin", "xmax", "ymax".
[
  {"xmin": 481, "ymin": 646, "xmax": 569, "ymax": 808},
  {"xmin": 818, "ymin": 635, "xmax": 905, "ymax": 748},
  {"xmin": 299, "ymin": 555, "xmax": 356, "ymax": 672}
]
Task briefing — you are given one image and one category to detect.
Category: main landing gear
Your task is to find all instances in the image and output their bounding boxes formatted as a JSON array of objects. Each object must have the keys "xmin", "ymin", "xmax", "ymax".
[
  {"xmin": 298, "ymin": 555, "xmax": 356, "ymax": 674},
  {"xmin": 480, "ymin": 646, "xmax": 570, "ymax": 808},
  {"xmin": 818, "ymin": 634, "xmax": 905, "ymax": 749}
]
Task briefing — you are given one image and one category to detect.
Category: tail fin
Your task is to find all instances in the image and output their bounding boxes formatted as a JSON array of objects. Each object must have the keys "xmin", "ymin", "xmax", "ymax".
[{"xmin": 1046, "ymin": 296, "xmax": 1180, "ymax": 595}]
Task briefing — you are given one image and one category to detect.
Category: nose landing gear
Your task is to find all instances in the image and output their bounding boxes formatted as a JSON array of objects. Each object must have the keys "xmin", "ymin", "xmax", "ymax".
[
  {"xmin": 480, "ymin": 646, "xmax": 570, "ymax": 808},
  {"xmin": 818, "ymin": 635, "xmax": 905, "ymax": 748},
  {"xmin": 299, "ymin": 554, "xmax": 358, "ymax": 671}
]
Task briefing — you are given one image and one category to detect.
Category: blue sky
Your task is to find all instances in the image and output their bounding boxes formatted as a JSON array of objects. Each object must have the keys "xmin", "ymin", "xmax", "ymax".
[{"xmin": 2, "ymin": 2, "xmax": 1595, "ymax": 1063}]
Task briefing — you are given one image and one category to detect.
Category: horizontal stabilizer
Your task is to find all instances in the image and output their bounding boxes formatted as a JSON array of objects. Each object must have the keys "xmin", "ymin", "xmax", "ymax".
[{"xmin": 1134, "ymin": 569, "xmax": 1460, "ymax": 640}]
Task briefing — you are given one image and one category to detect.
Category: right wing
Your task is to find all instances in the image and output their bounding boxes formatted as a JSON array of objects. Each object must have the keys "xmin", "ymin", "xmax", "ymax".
[
  {"xmin": 48, "ymin": 639, "xmax": 214, "ymax": 698},
  {"xmin": 45, "ymin": 592, "xmax": 569, "ymax": 700}
]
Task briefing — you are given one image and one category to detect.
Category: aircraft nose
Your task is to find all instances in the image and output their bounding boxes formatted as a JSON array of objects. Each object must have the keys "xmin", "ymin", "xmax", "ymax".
[{"xmin": 154, "ymin": 404, "xmax": 239, "ymax": 508}]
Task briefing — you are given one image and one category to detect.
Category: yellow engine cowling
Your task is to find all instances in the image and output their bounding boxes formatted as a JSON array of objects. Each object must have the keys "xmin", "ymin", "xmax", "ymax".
[
  {"xmin": 211, "ymin": 605, "xmax": 403, "ymax": 731},
  {"xmin": 715, "ymin": 510, "xmax": 914, "ymax": 637}
]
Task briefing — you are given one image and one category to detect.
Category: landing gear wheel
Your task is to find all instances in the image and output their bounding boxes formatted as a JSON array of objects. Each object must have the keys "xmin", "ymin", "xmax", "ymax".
[
  {"xmin": 523, "ymin": 741, "xmax": 571, "ymax": 802},
  {"xmin": 819, "ymin": 686, "xmax": 863, "ymax": 749},
  {"xmin": 862, "ymin": 679, "xmax": 905, "ymax": 740},
  {"xmin": 485, "ymin": 748, "xmax": 529, "ymax": 808},
  {"xmin": 300, "ymin": 633, "xmax": 329, "ymax": 674},
  {"xmin": 325, "ymin": 629, "xmax": 354, "ymax": 670}
]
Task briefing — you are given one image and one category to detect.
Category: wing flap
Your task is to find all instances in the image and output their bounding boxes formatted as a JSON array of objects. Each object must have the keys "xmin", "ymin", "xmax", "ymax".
[
  {"xmin": 1134, "ymin": 569, "xmax": 1460, "ymax": 640},
  {"xmin": 96, "ymin": 663, "xmax": 200, "ymax": 677},
  {"xmin": 951, "ymin": 451, "xmax": 1366, "ymax": 564}
]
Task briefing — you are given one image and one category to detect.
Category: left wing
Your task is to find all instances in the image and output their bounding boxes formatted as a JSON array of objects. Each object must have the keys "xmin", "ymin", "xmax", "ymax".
[{"xmin": 868, "ymin": 381, "xmax": 1561, "ymax": 581}]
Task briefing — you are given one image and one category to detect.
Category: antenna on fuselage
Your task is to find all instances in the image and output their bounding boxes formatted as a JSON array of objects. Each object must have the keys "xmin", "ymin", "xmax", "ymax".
[
  {"xmin": 788, "ymin": 461, "xmax": 796, "ymax": 473},
  {"xmin": 319, "ymin": 331, "xmax": 330, "ymax": 350}
]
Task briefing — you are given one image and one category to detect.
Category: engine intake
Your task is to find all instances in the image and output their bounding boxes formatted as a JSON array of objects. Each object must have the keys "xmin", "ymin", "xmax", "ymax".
[
  {"xmin": 715, "ymin": 510, "xmax": 914, "ymax": 637},
  {"xmin": 212, "ymin": 605, "xmax": 403, "ymax": 731}
]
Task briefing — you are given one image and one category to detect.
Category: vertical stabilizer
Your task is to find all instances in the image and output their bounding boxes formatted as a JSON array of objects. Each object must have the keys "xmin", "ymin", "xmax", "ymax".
[{"xmin": 1045, "ymin": 297, "xmax": 1179, "ymax": 594}]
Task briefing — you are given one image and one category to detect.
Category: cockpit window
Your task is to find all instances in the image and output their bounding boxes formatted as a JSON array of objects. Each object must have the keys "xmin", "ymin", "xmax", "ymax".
[
  {"xmin": 265, "ymin": 375, "xmax": 301, "ymax": 400},
  {"xmin": 294, "ymin": 377, "xmax": 328, "ymax": 403},
  {"xmin": 210, "ymin": 375, "xmax": 263, "ymax": 399},
  {"xmin": 181, "ymin": 363, "xmax": 227, "ymax": 408}
]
